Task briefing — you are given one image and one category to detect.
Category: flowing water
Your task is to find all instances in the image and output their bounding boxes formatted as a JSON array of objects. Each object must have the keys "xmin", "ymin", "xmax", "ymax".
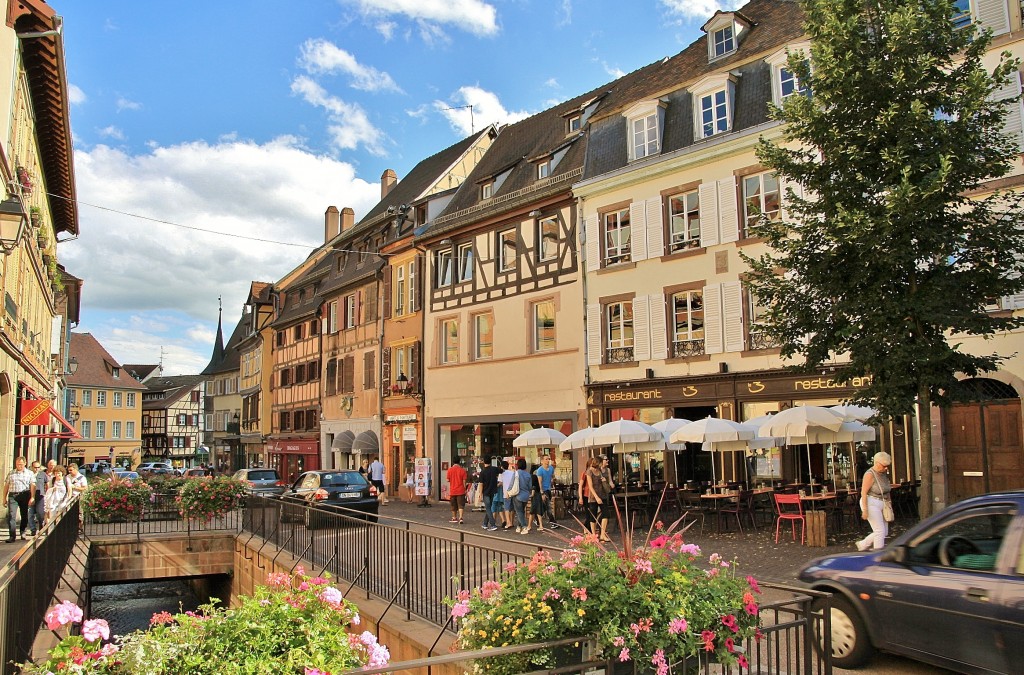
[{"xmin": 90, "ymin": 580, "xmax": 204, "ymax": 638}]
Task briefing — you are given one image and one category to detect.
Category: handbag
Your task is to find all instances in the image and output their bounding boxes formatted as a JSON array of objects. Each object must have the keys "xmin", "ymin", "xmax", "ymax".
[{"xmin": 882, "ymin": 498, "xmax": 895, "ymax": 523}]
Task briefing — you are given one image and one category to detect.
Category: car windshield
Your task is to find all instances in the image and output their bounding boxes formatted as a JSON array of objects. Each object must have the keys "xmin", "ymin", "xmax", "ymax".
[
  {"xmin": 320, "ymin": 472, "xmax": 367, "ymax": 488},
  {"xmin": 247, "ymin": 471, "xmax": 278, "ymax": 481}
]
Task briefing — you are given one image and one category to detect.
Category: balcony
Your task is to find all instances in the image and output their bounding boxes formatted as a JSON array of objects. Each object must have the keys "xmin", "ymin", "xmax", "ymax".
[
  {"xmin": 748, "ymin": 329, "xmax": 782, "ymax": 351},
  {"xmin": 605, "ymin": 347, "xmax": 634, "ymax": 364},
  {"xmin": 672, "ymin": 339, "xmax": 705, "ymax": 358}
]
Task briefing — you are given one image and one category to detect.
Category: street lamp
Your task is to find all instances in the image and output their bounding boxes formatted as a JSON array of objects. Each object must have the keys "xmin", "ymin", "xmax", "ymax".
[
  {"xmin": 0, "ymin": 195, "xmax": 26, "ymax": 254},
  {"xmin": 67, "ymin": 356, "xmax": 79, "ymax": 375}
]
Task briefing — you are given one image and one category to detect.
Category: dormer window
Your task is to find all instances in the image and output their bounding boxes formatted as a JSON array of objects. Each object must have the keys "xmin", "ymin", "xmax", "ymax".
[
  {"xmin": 481, "ymin": 181, "xmax": 493, "ymax": 200},
  {"xmin": 702, "ymin": 11, "xmax": 750, "ymax": 63},
  {"xmin": 568, "ymin": 114, "xmax": 581, "ymax": 133},
  {"xmin": 689, "ymin": 73, "xmax": 737, "ymax": 140},
  {"xmin": 537, "ymin": 159, "xmax": 551, "ymax": 179},
  {"xmin": 622, "ymin": 99, "xmax": 666, "ymax": 162},
  {"xmin": 765, "ymin": 43, "xmax": 811, "ymax": 106},
  {"xmin": 712, "ymin": 26, "xmax": 735, "ymax": 58}
]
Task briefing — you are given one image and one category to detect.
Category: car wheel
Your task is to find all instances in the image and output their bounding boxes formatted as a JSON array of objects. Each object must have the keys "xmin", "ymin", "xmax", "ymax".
[{"xmin": 812, "ymin": 595, "xmax": 874, "ymax": 669}]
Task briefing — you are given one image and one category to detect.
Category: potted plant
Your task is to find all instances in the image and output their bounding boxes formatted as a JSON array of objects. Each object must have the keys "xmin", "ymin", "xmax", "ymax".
[
  {"xmin": 29, "ymin": 206, "xmax": 41, "ymax": 227},
  {"xmin": 16, "ymin": 165, "xmax": 31, "ymax": 194},
  {"xmin": 449, "ymin": 526, "xmax": 762, "ymax": 674},
  {"xmin": 176, "ymin": 475, "xmax": 248, "ymax": 521},
  {"xmin": 81, "ymin": 474, "xmax": 153, "ymax": 523}
]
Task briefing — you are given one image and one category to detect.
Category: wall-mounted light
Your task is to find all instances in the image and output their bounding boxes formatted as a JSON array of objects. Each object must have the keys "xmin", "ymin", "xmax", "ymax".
[
  {"xmin": 0, "ymin": 196, "xmax": 26, "ymax": 254},
  {"xmin": 67, "ymin": 356, "xmax": 79, "ymax": 375},
  {"xmin": 529, "ymin": 209, "xmax": 542, "ymax": 217}
]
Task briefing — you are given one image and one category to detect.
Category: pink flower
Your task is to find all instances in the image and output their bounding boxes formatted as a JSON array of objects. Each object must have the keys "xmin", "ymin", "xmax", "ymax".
[
  {"xmin": 650, "ymin": 535, "xmax": 669, "ymax": 548},
  {"xmin": 450, "ymin": 600, "xmax": 470, "ymax": 618},
  {"xmin": 100, "ymin": 643, "xmax": 119, "ymax": 657},
  {"xmin": 738, "ymin": 655, "xmax": 749, "ymax": 669},
  {"xmin": 701, "ymin": 630, "xmax": 716, "ymax": 651},
  {"xmin": 266, "ymin": 572, "xmax": 291, "ymax": 588},
  {"xmin": 150, "ymin": 611, "xmax": 174, "ymax": 626},
  {"xmin": 651, "ymin": 649, "xmax": 668, "ymax": 675},
  {"xmin": 747, "ymin": 575, "xmax": 761, "ymax": 594},
  {"xmin": 82, "ymin": 619, "xmax": 110, "ymax": 642},
  {"xmin": 618, "ymin": 648, "xmax": 630, "ymax": 662},
  {"xmin": 298, "ymin": 581, "xmax": 310, "ymax": 591},
  {"xmin": 633, "ymin": 558, "xmax": 654, "ymax": 574},
  {"xmin": 318, "ymin": 586, "xmax": 343, "ymax": 606},
  {"xmin": 571, "ymin": 587, "xmax": 588, "ymax": 602},
  {"xmin": 668, "ymin": 617, "xmax": 688, "ymax": 634},
  {"xmin": 722, "ymin": 614, "xmax": 739, "ymax": 633},
  {"xmin": 457, "ymin": 589, "xmax": 471, "ymax": 601},
  {"xmin": 44, "ymin": 601, "xmax": 83, "ymax": 630},
  {"xmin": 612, "ymin": 636, "xmax": 625, "ymax": 647},
  {"xmin": 725, "ymin": 637, "xmax": 736, "ymax": 652},
  {"xmin": 305, "ymin": 669, "xmax": 329, "ymax": 675},
  {"xmin": 479, "ymin": 580, "xmax": 501, "ymax": 600}
]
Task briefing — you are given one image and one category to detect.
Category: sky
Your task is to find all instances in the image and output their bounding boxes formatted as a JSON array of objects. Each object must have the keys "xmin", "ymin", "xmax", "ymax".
[{"xmin": 57, "ymin": 0, "xmax": 739, "ymax": 375}]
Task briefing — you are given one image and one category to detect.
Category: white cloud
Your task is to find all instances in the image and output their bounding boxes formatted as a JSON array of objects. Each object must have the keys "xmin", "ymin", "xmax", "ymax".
[
  {"xmin": 659, "ymin": 0, "xmax": 742, "ymax": 21},
  {"xmin": 376, "ymin": 21, "xmax": 397, "ymax": 41},
  {"xmin": 544, "ymin": 78, "xmax": 560, "ymax": 89},
  {"xmin": 601, "ymin": 61, "xmax": 626, "ymax": 79},
  {"xmin": 344, "ymin": 0, "xmax": 498, "ymax": 37},
  {"xmin": 116, "ymin": 96, "xmax": 141, "ymax": 112},
  {"xmin": 68, "ymin": 84, "xmax": 86, "ymax": 105},
  {"xmin": 298, "ymin": 38, "xmax": 402, "ymax": 93},
  {"xmin": 290, "ymin": 75, "xmax": 387, "ymax": 155},
  {"xmin": 434, "ymin": 86, "xmax": 531, "ymax": 136},
  {"xmin": 97, "ymin": 125, "xmax": 125, "ymax": 140},
  {"xmin": 65, "ymin": 137, "xmax": 382, "ymax": 373},
  {"xmin": 557, "ymin": 0, "xmax": 572, "ymax": 26}
]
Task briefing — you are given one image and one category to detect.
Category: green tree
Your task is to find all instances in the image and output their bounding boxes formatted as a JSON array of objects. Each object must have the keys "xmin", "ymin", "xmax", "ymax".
[{"xmin": 744, "ymin": 0, "xmax": 1024, "ymax": 516}]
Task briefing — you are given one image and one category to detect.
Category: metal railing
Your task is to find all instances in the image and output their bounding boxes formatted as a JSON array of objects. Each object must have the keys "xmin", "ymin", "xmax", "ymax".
[
  {"xmin": 0, "ymin": 500, "xmax": 81, "ymax": 675},
  {"xmin": 81, "ymin": 492, "xmax": 240, "ymax": 538}
]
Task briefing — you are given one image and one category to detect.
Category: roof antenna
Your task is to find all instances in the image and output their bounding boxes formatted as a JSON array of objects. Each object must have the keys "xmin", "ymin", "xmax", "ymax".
[
  {"xmin": 159, "ymin": 346, "xmax": 166, "ymax": 374},
  {"xmin": 442, "ymin": 104, "xmax": 475, "ymax": 134}
]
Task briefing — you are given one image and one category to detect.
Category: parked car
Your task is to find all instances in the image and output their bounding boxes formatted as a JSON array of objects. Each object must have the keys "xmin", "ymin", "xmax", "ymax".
[
  {"xmin": 279, "ymin": 470, "xmax": 379, "ymax": 528},
  {"xmin": 799, "ymin": 490, "xmax": 1024, "ymax": 673},
  {"xmin": 232, "ymin": 468, "xmax": 286, "ymax": 497},
  {"xmin": 113, "ymin": 471, "xmax": 140, "ymax": 481},
  {"xmin": 83, "ymin": 462, "xmax": 111, "ymax": 475},
  {"xmin": 183, "ymin": 467, "xmax": 212, "ymax": 478},
  {"xmin": 137, "ymin": 462, "xmax": 181, "ymax": 476}
]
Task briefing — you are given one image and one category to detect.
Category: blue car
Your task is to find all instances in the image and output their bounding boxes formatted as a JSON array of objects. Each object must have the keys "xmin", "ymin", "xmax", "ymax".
[{"xmin": 798, "ymin": 491, "xmax": 1024, "ymax": 672}]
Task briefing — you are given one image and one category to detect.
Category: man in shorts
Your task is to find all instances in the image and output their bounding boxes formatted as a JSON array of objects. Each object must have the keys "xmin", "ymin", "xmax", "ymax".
[{"xmin": 446, "ymin": 457, "xmax": 468, "ymax": 524}]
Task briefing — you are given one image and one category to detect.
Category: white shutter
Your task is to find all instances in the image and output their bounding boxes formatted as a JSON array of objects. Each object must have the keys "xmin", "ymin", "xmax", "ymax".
[
  {"xmin": 584, "ymin": 214, "xmax": 601, "ymax": 272},
  {"xmin": 992, "ymin": 72, "xmax": 1023, "ymax": 152},
  {"xmin": 587, "ymin": 303, "xmax": 603, "ymax": 366},
  {"xmin": 632, "ymin": 296, "xmax": 651, "ymax": 361},
  {"xmin": 645, "ymin": 197, "xmax": 665, "ymax": 258},
  {"xmin": 699, "ymin": 182, "xmax": 720, "ymax": 247},
  {"xmin": 629, "ymin": 201, "xmax": 648, "ymax": 262},
  {"xmin": 722, "ymin": 281, "xmax": 745, "ymax": 352},
  {"xmin": 975, "ymin": 0, "xmax": 1010, "ymax": 36},
  {"xmin": 649, "ymin": 293, "xmax": 668, "ymax": 360},
  {"xmin": 1001, "ymin": 293, "xmax": 1024, "ymax": 309},
  {"xmin": 704, "ymin": 284, "xmax": 724, "ymax": 354},
  {"xmin": 718, "ymin": 177, "xmax": 740, "ymax": 244}
]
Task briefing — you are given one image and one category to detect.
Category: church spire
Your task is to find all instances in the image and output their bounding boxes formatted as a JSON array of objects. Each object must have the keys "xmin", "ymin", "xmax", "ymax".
[{"xmin": 202, "ymin": 296, "xmax": 226, "ymax": 374}]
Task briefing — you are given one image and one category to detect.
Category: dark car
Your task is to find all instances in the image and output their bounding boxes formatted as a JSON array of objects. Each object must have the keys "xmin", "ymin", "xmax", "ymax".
[
  {"xmin": 233, "ymin": 468, "xmax": 287, "ymax": 497},
  {"xmin": 798, "ymin": 490, "xmax": 1024, "ymax": 673},
  {"xmin": 280, "ymin": 470, "xmax": 379, "ymax": 528}
]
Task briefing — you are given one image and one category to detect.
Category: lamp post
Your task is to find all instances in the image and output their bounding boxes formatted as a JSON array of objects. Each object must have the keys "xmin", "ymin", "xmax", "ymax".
[{"xmin": 0, "ymin": 195, "xmax": 26, "ymax": 254}]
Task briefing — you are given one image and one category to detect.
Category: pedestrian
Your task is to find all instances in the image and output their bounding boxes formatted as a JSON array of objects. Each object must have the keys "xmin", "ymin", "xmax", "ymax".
[
  {"xmin": 45, "ymin": 467, "xmax": 68, "ymax": 523},
  {"xmin": 368, "ymin": 455, "xmax": 387, "ymax": 504},
  {"xmin": 856, "ymin": 452, "xmax": 893, "ymax": 551},
  {"xmin": 358, "ymin": 458, "xmax": 368, "ymax": 476},
  {"xmin": 577, "ymin": 458, "xmax": 596, "ymax": 534},
  {"xmin": 65, "ymin": 463, "xmax": 88, "ymax": 502},
  {"xmin": 585, "ymin": 456, "xmax": 614, "ymax": 542},
  {"xmin": 534, "ymin": 455, "xmax": 559, "ymax": 528},
  {"xmin": 447, "ymin": 457, "xmax": 468, "ymax": 524},
  {"xmin": 28, "ymin": 460, "xmax": 43, "ymax": 536},
  {"xmin": 4, "ymin": 456, "xmax": 36, "ymax": 542},
  {"xmin": 478, "ymin": 458, "xmax": 500, "ymax": 531},
  {"xmin": 512, "ymin": 458, "xmax": 532, "ymax": 534},
  {"xmin": 499, "ymin": 460, "xmax": 515, "ymax": 530},
  {"xmin": 528, "ymin": 466, "xmax": 545, "ymax": 532}
]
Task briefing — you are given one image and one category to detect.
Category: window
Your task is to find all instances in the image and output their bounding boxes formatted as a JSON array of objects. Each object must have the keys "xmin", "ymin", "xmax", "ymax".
[
  {"xmin": 537, "ymin": 159, "xmax": 551, "ymax": 179},
  {"xmin": 113, "ymin": 391, "xmax": 123, "ymax": 408},
  {"xmin": 177, "ymin": 413, "xmax": 187, "ymax": 425},
  {"xmin": 172, "ymin": 437, "xmax": 186, "ymax": 449},
  {"xmin": 295, "ymin": 363, "xmax": 307, "ymax": 384},
  {"xmin": 533, "ymin": 300, "xmax": 556, "ymax": 352},
  {"xmin": 68, "ymin": 389, "xmax": 77, "ymax": 406},
  {"xmin": 344, "ymin": 294, "xmax": 357, "ymax": 328},
  {"xmin": 537, "ymin": 217, "xmax": 558, "ymax": 262},
  {"xmin": 96, "ymin": 421, "xmax": 106, "ymax": 439},
  {"xmin": 606, "ymin": 302, "xmax": 634, "ymax": 363},
  {"xmin": 393, "ymin": 345, "xmax": 411, "ymax": 384},
  {"xmin": 80, "ymin": 421, "xmax": 91, "ymax": 439},
  {"xmin": 568, "ymin": 114, "xmax": 581, "ymax": 132},
  {"xmin": 952, "ymin": 0, "xmax": 971, "ymax": 28},
  {"xmin": 96, "ymin": 391, "xmax": 107, "ymax": 407},
  {"xmin": 112, "ymin": 421, "xmax": 122, "ymax": 439},
  {"xmin": 308, "ymin": 360, "xmax": 320, "ymax": 381},
  {"xmin": 279, "ymin": 411, "xmax": 291, "ymax": 432},
  {"xmin": 363, "ymin": 351, "xmax": 375, "ymax": 390},
  {"xmin": 766, "ymin": 44, "xmax": 811, "ymax": 106},
  {"xmin": 328, "ymin": 300, "xmax": 339, "ymax": 332},
  {"xmin": 395, "ymin": 264, "xmax": 406, "ymax": 315},
  {"xmin": 499, "ymin": 229, "xmax": 517, "ymax": 272},
  {"xmin": 126, "ymin": 393, "xmax": 136, "ymax": 408},
  {"xmin": 746, "ymin": 288, "xmax": 779, "ymax": 350},
  {"xmin": 112, "ymin": 367, "xmax": 120, "ymax": 379},
  {"xmin": 603, "ymin": 208, "xmax": 631, "ymax": 265},
  {"xmin": 276, "ymin": 332, "xmax": 285, "ymax": 347},
  {"xmin": 742, "ymin": 172, "xmax": 781, "ymax": 238},
  {"xmin": 294, "ymin": 324, "xmax": 304, "ymax": 341},
  {"xmin": 280, "ymin": 368, "xmax": 292, "ymax": 387},
  {"xmin": 779, "ymin": 65, "xmax": 809, "ymax": 99},
  {"xmin": 473, "ymin": 313, "xmax": 493, "ymax": 360},
  {"xmin": 458, "ymin": 243, "xmax": 474, "ymax": 282},
  {"xmin": 700, "ymin": 89, "xmax": 729, "ymax": 138},
  {"xmin": 126, "ymin": 421, "xmax": 135, "ymax": 439},
  {"xmin": 481, "ymin": 182, "xmax": 493, "ymax": 199},
  {"xmin": 672, "ymin": 291, "xmax": 705, "ymax": 358},
  {"xmin": 632, "ymin": 114, "xmax": 658, "ymax": 160},
  {"xmin": 441, "ymin": 318, "xmax": 459, "ymax": 364},
  {"xmin": 712, "ymin": 25, "xmax": 735, "ymax": 58},
  {"xmin": 668, "ymin": 191, "xmax": 701, "ymax": 251},
  {"xmin": 436, "ymin": 248, "xmax": 453, "ymax": 287},
  {"xmin": 325, "ymin": 359, "xmax": 337, "ymax": 396}
]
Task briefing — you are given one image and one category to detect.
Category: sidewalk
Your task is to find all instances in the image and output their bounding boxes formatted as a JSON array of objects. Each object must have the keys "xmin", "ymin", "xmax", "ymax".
[{"xmin": 377, "ymin": 495, "xmax": 915, "ymax": 585}]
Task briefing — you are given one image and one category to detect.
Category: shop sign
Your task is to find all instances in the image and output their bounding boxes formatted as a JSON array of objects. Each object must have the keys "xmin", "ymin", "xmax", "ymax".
[
  {"xmin": 743, "ymin": 375, "xmax": 872, "ymax": 397},
  {"xmin": 414, "ymin": 457, "xmax": 432, "ymax": 496},
  {"xmin": 597, "ymin": 384, "xmax": 710, "ymax": 404},
  {"xmin": 402, "ymin": 425, "xmax": 417, "ymax": 441},
  {"xmin": 386, "ymin": 414, "xmax": 418, "ymax": 423},
  {"xmin": 269, "ymin": 439, "xmax": 318, "ymax": 454}
]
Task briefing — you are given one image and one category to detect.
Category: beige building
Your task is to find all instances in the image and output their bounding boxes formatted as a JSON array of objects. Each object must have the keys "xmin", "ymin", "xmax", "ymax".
[
  {"xmin": 238, "ymin": 282, "xmax": 275, "ymax": 469},
  {"xmin": 202, "ymin": 305, "xmax": 248, "ymax": 471},
  {"xmin": 65, "ymin": 333, "xmax": 145, "ymax": 467}
]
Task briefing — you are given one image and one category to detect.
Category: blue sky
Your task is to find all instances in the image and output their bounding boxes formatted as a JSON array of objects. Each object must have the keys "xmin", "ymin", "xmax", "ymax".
[{"xmin": 58, "ymin": 0, "xmax": 735, "ymax": 374}]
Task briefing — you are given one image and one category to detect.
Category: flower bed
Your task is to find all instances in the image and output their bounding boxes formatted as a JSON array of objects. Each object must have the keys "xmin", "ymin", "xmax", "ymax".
[
  {"xmin": 24, "ymin": 571, "xmax": 389, "ymax": 674},
  {"xmin": 176, "ymin": 476, "xmax": 248, "ymax": 521},
  {"xmin": 81, "ymin": 477, "xmax": 153, "ymax": 523},
  {"xmin": 450, "ymin": 528, "xmax": 761, "ymax": 674}
]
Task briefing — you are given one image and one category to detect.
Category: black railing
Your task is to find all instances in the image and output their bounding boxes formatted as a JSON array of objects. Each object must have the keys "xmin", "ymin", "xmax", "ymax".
[
  {"xmin": 81, "ymin": 492, "xmax": 240, "ymax": 538},
  {"xmin": 672, "ymin": 338, "xmax": 705, "ymax": 358},
  {"xmin": 0, "ymin": 500, "xmax": 81, "ymax": 675},
  {"xmin": 748, "ymin": 329, "xmax": 781, "ymax": 350},
  {"xmin": 606, "ymin": 346, "xmax": 635, "ymax": 363}
]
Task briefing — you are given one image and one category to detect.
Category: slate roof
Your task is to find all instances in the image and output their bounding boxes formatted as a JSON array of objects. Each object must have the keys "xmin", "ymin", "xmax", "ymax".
[
  {"xmin": 202, "ymin": 310, "xmax": 251, "ymax": 375},
  {"xmin": 123, "ymin": 364, "xmax": 161, "ymax": 382},
  {"xmin": 142, "ymin": 374, "xmax": 206, "ymax": 410},
  {"xmin": 67, "ymin": 333, "xmax": 146, "ymax": 390}
]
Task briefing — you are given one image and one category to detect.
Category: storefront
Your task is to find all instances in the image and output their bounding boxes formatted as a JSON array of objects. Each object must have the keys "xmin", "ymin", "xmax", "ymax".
[
  {"xmin": 267, "ymin": 438, "xmax": 320, "ymax": 484},
  {"xmin": 383, "ymin": 413, "xmax": 421, "ymax": 499},
  {"xmin": 587, "ymin": 370, "xmax": 903, "ymax": 486}
]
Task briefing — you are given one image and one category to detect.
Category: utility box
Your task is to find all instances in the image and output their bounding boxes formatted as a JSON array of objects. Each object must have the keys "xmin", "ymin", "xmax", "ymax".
[{"xmin": 806, "ymin": 510, "xmax": 827, "ymax": 547}]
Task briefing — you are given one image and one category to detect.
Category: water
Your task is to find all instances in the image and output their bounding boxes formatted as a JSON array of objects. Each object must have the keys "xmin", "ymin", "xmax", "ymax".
[{"xmin": 91, "ymin": 580, "xmax": 203, "ymax": 638}]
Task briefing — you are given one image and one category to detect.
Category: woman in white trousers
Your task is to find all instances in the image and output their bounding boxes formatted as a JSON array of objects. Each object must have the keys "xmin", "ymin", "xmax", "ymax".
[{"xmin": 856, "ymin": 452, "xmax": 892, "ymax": 551}]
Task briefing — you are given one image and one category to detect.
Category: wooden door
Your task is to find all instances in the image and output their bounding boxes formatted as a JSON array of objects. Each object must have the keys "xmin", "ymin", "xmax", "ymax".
[{"xmin": 944, "ymin": 399, "xmax": 1023, "ymax": 503}]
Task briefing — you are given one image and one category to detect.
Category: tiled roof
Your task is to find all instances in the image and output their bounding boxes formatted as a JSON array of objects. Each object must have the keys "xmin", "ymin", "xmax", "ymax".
[
  {"xmin": 248, "ymin": 281, "xmax": 273, "ymax": 304},
  {"xmin": 123, "ymin": 364, "xmax": 161, "ymax": 382},
  {"xmin": 142, "ymin": 374, "xmax": 206, "ymax": 409},
  {"xmin": 67, "ymin": 333, "xmax": 146, "ymax": 390}
]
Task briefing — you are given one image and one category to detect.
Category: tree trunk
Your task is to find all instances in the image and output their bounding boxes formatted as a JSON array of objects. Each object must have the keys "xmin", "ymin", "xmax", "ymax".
[{"xmin": 917, "ymin": 384, "xmax": 934, "ymax": 519}]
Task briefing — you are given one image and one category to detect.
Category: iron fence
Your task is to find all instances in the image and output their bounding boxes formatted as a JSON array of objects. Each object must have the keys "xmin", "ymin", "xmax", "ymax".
[
  {"xmin": 81, "ymin": 492, "xmax": 240, "ymax": 538},
  {"xmin": 0, "ymin": 499, "xmax": 81, "ymax": 675}
]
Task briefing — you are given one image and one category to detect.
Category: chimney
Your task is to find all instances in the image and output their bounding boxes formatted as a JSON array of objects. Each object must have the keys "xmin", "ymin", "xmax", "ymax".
[
  {"xmin": 325, "ymin": 206, "xmax": 340, "ymax": 243},
  {"xmin": 381, "ymin": 169, "xmax": 397, "ymax": 199},
  {"xmin": 341, "ymin": 207, "xmax": 355, "ymax": 232}
]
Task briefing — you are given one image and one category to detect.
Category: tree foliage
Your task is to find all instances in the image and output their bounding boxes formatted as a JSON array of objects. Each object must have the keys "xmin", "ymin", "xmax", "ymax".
[{"xmin": 745, "ymin": 0, "xmax": 1024, "ymax": 417}]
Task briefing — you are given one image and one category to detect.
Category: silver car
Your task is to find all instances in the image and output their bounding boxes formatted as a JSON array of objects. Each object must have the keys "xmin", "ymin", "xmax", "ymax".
[{"xmin": 233, "ymin": 468, "xmax": 286, "ymax": 497}]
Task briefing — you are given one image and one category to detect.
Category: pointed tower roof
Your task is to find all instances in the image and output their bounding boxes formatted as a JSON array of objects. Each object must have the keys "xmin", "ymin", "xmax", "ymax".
[{"xmin": 202, "ymin": 297, "xmax": 226, "ymax": 375}]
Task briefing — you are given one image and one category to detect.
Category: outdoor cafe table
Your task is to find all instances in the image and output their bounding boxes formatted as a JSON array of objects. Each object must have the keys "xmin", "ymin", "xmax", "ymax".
[{"xmin": 701, "ymin": 492, "xmax": 737, "ymax": 533}]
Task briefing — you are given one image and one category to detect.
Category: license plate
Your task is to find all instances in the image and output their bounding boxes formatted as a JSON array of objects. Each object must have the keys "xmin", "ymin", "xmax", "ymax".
[{"xmin": 338, "ymin": 492, "xmax": 361, "ymax": 499}]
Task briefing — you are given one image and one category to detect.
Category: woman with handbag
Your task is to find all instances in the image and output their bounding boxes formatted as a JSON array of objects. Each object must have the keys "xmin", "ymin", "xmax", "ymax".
[{"xmin": 856, "ymin": 451, "xmax": 893, "ymax": 551}]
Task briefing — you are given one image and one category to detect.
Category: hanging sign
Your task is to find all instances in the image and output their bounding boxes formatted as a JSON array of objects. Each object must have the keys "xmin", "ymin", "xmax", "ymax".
[{"xmin": 19, "ymin": 399, "xmax": 51, "ymax": 426}]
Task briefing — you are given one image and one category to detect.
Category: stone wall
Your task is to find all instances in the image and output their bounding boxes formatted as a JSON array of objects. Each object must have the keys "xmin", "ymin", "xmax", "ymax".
[{"xmin": 89, "ymin": 533, "xmax": 234, "ymax": 584}]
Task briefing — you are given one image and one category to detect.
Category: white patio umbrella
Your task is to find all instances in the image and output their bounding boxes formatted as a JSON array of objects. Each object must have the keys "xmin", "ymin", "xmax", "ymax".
[
  {"xmin": 559, "ymin": 427, "xmax": 598, "ymax": 452},
  {"xmin": 759, "ymin": 406, "xmax": 845, "ymax": 484},
  {"xmin": 652, "ymin": 417, "xmax": 692, "ymax": 451},
  {"xmin": 670, "ymin": 417, "xmax": 755, "ymax": 484},
  {"xmin": 789, "ymin": 421, "xmax": 877, "ymax": 484},
  {"xmin": 590, "ymin": 419, "xmax": 665, "ymax": 451},
  {"xmin": 829, "ymin": 404, "xmax": 878, "ymax": 423},
  {"xmin": 513, "ymin": 427, "xmax": 568, "ymax": 449}
]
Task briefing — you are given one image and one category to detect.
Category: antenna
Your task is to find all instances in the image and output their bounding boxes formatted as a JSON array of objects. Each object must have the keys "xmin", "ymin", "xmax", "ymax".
[
  {"xmin": 442, "ymin": 104, "xmax": 475, "ymax": 134},
  {"xmin": 159, "ymin": 346, "xmax": 166, "ymax": 374}
]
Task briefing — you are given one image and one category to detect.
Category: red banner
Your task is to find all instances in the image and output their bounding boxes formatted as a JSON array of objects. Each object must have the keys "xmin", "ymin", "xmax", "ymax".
[{"xmin": 19, "ymin": 399, "xmax": 51, "ymax": 426}]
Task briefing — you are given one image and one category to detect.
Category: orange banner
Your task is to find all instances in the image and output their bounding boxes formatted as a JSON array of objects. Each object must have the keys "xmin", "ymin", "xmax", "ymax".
[{"xmin": 19, "ymin": 399, "xmax": 51, "ymax": 426}]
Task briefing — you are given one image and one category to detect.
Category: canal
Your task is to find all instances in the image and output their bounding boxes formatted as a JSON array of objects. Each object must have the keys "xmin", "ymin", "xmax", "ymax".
[{"xmin": 90, "ymin": 576, "xmax": 229, "ymax": 637}]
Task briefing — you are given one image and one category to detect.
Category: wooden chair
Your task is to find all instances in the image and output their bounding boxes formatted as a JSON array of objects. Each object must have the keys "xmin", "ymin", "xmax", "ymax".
[
  {"xmin": 773, "ymin": 493, "xmax": 806, "ymax": 544},
  {"xmin": 719, "ymin": 490, "xmax": 757, "ymax": 532},
  {"xmin": 676, "ymin": 490, "xmax": 706, "ymax": 534}
]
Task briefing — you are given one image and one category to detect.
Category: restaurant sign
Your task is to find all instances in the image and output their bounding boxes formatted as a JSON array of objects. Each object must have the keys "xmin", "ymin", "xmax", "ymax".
[{"xmin": 592, "ymin": 374, "xmax": 872, "ymax": 406}]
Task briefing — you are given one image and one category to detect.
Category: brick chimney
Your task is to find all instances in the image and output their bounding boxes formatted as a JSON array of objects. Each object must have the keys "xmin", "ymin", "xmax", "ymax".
[
  {"xmin": 340, "ymin": 207, "xmax": 355, "ymax": 232},
  {"xmin": 381, "ymin": 169, "xmax": 397, "ymax": 199},
  {"xmin": 325, "ymin": 206, "xmax": 340, "ymax": 243}
]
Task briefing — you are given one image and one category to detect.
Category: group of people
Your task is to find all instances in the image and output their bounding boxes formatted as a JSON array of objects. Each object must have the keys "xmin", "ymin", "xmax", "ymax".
[
  {"xmin": 447, "ymin": 455, "xmax": 561, "ymax": 534},
  {"xmin": 3, "ymin": 456, "xmax": 88, "ymax": 543}
]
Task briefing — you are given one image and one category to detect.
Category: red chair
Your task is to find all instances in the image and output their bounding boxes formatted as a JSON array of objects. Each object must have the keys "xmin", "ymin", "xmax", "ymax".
[{"xmin": 773, "ymin": 493, "xmax": 806, "ymax": 544}]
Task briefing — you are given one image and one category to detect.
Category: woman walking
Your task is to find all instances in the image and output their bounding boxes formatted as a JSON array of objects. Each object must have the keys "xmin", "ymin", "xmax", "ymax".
[
  {"xmin": 856, "ymin": 452, "xmax": 892, "ymax": 551},
  {"xmin": 45, "ymin": 467, "xmax": 68, "ymax": 523},
  {"xmin": 528, "ymin": 467, "xmax": 545, "ymax": 532}
]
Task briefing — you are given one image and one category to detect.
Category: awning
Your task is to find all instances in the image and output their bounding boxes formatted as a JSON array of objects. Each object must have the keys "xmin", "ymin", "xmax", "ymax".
[
  {"xmin": 15, "ymin": 401, "xmax": 81, "ymax": 439},
  {"xmin": 352, "ymin": 430, "xmax": 379, "ymax": 453},
  {"xmin": 332, "ymin": 430, "xmax": 355, "ymax": 452}
]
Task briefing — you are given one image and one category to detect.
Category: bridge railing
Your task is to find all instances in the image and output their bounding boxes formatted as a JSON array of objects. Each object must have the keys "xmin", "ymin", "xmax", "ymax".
[{"xmin": 81, "ymin": 492, "xmax": 240, "ymax": 538}]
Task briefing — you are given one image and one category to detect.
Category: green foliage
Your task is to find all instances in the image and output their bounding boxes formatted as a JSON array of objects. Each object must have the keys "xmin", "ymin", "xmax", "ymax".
[
  {"xmin": 449, "ymin": 532, "xmax": 761, "ymax": 673},
  {"xmin": 81, "ymin": 475, "xmax": 153, "ymax": 522},
  {"xmin": 145, "ymin": 473, "xmax": 188, "ymax": 494},
  {"xmin": 177, "ymin": 476, "xmax": 248, "ymax": 520},
  {"xmin": 744, "ymin": 0, "xmax": 1024, "ymax": 417}
]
